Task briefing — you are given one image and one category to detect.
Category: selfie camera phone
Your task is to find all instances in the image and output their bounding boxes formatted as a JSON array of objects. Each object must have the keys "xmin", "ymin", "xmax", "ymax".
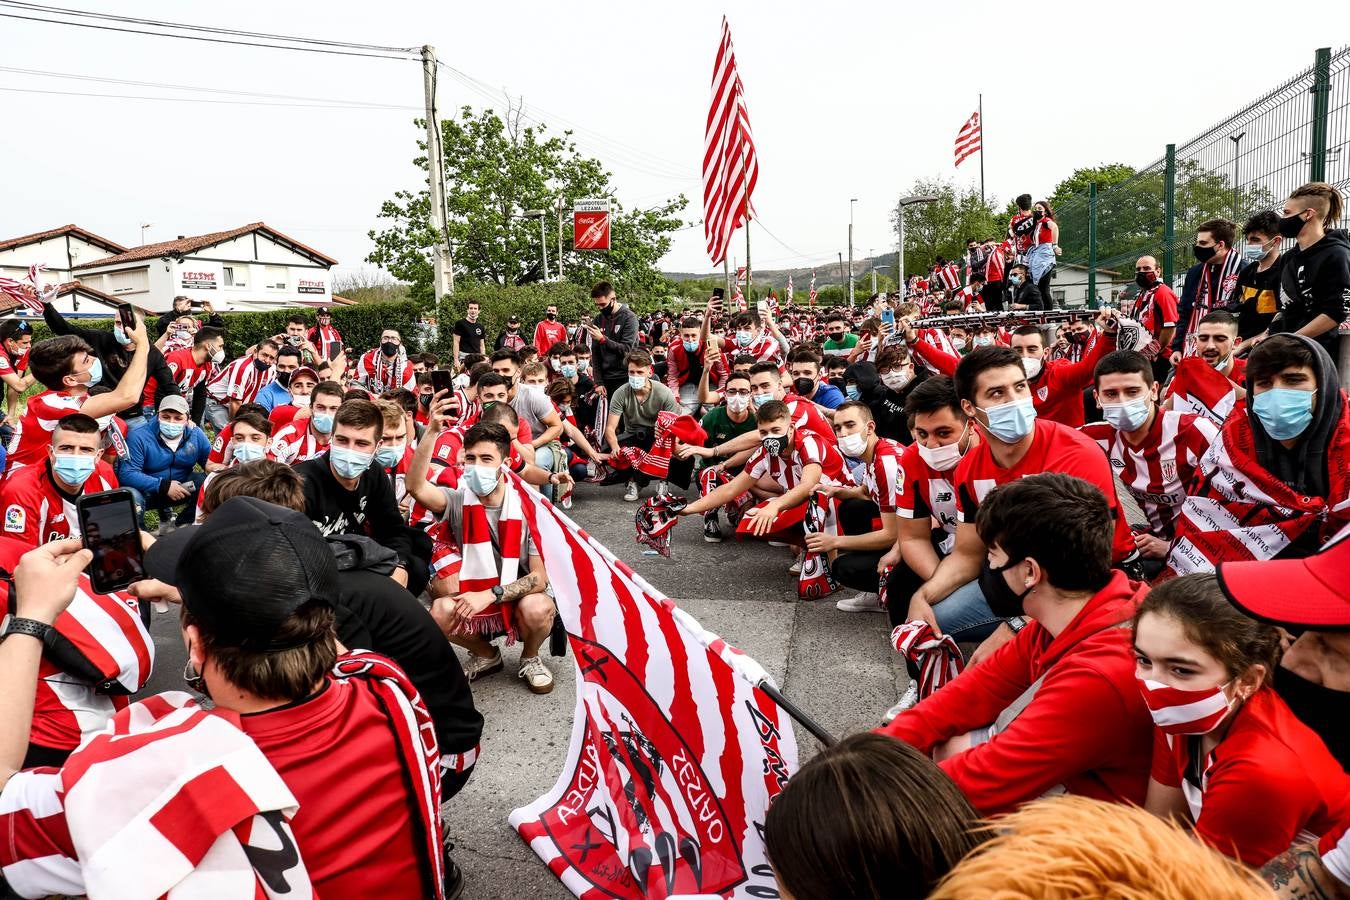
[
  {"xmin": 430, "ymin": 369, "xmax": 454, "ymax": 396},
  {"xmin": 117, "ymin": 304, "xmax": 136, "ymax": 331},
  {"xmin": 77, "ymin": 489, "xmax": 146, "ymax": 594},
  {"xmin": 881, "ymin": 306, "xmax": 895, "ymax": 327}
]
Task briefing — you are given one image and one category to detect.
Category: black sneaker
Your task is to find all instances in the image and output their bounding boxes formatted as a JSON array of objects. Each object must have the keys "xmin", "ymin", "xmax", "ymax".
[
  {"xmin": 703, "ymin": 515, "xmax": 723, "ymax": 543},
  {"xmin": 443, "ymin": 839, "xmax": 466, "ymax": 899}
]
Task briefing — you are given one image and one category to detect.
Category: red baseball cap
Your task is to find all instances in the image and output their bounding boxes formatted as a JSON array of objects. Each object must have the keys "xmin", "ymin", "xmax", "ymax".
[{"xmin": 1216, "ymin": 526, "xmax": 1350, "ymax": 629}]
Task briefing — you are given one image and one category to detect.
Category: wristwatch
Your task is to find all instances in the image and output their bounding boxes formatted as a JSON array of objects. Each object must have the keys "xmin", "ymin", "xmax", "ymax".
[
  {"xmin": 491, "ymin": 585, "xmax": 505, "ymax": 602},
  {"xmin": 1006, "ymin": 616, "xmax": 1029, "ymax": 634},
  {"xmin": 0, "ymin": 614, "xmax": 55, "ymax": 646}
]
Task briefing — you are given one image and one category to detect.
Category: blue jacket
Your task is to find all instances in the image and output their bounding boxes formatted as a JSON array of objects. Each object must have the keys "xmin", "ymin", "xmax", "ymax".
[{"xmin": 121, "ymin": 423, "xmax": 211, "ymax": 499}]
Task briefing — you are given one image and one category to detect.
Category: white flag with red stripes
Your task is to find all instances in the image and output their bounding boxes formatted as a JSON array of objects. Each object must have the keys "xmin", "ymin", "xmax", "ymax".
[
  {"xmin": 703, "ymin": 17, "xmax": 759, "ymax": 267},
  {"xmin": 954, "ymin": 109, "xmax": 981, "ymax": 167},
  {"xmin": 509, "ymin": 475, "xmax": 797, "ymax": 899}
]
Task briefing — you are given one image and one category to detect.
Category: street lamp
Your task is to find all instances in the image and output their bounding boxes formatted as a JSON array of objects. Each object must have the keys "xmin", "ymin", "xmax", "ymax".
[
  {"xmin": 895, "ymin": 194, "xmax": 939, "ymax": 297},
  {"xmin": 1229, "ymin": 132, "xmax": 1246, "ymax": 219},
  {"xmin": 871, "ymin": 262, "xmax": 890, "ymax": 296},
  {"xmin": 522, "ymin": 209, "xmax": 549, "ymax": 282},
  {"xmin": 848, "ymin": 199, "xmax": 859, "ymax": 306}
]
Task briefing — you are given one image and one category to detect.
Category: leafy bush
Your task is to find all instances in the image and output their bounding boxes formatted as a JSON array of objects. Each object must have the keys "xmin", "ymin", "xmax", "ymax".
[{"xmin": 432, "ymin": 283, "xmax": 593, "ymax": 353}]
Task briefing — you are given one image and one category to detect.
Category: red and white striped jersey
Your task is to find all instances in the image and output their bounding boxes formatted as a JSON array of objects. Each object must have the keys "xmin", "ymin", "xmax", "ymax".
[
  {"xmin": 1081, "ymin": 409, "xmax": 1218, "ymax": 539},
  {"xmin": 783, "ymin": 393, "xmax": 837, "ymax": 444},
  {"xmin": 354, "ymin": 350, "xmax": 416, "ymax": 395},
  {"xmin": 270, "ymin": 422, "xmax": 329, "ymax": 465},
  {"xmin": 936, "ymin": 263, "xmax": 961, "ymax": 291},
  {"xmin": 9, "ymin": 390, "xmax": 85, "ymax": 471},
  {"xmin": 896, "ymin": 443, "xmax": 960, "ymax": 555},
  {"xmin": 206, "ymin": 355, "xmax": 273, "ymax": 404},
  {"xmin": 854, "ymin": 437, "xmax": 905, "ymax": 513},
  {"xmin": 985, "ymin": 241, "xmax": 1010, "ymax": 283},
  {"xmin": 745, "ymin": 432, "xmax": 853, "ymax": 492},
  {"xmin": 142, "ymin": 346, "xmax": 212, "ymax": 409},
  {"xmin": 0, "ymin": 460, "xmax": 119, "ymax": 545}
]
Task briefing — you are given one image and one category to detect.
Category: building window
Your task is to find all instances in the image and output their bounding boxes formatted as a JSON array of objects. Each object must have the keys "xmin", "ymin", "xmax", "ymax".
[
  {"xmin": 109, "ymin": 269, "xmax": 148, "ymax": 295},
  {"xmin": 223, "ymin": 265, "xmax": 249, "ymax": 289},
  {"xmin": 265, "ymin": 266, "xmax": 287, "ymax": 291},
  {"xmin": 1052, "ymin": 290, "xmax": 1066, "ymax": 304}
]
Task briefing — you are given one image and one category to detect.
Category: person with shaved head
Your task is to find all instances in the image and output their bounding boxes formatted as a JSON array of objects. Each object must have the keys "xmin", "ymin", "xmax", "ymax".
[{"xmin": 1128, "ymin": 254, "xmax": 1180, "ymax": 383}]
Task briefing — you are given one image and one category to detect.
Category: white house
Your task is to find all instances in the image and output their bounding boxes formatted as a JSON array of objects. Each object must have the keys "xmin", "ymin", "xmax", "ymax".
[
  {"xmin": 0, "ymin": 225, "xmax": 133, "ymax": 318},
  {"xmin": 1044, "ymin": 263, "xmax": 1128, "ymax": 309},
  {"xmin": 69, "ymin": 222, "xmax": 339, "ymax": 315}
]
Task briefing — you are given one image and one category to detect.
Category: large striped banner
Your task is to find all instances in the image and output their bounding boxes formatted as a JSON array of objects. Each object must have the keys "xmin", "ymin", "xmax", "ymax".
[{"xmin": 508, "ymin": 473, "xmax": 797, "ymax": 899}]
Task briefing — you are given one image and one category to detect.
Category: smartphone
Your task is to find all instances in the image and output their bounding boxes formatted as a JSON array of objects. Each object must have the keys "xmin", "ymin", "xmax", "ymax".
[
  {"xmin": 77, "ymin": 489, "xmax": 146, "ymax": 594},
  {"xmin": 117, "ymin": 304, "xmax": 136, "ymax": 331},
  {"xmin": 189, "ymin": 299, "xmax": 204, "ymax": 308},
  {"xmin": 430, "ymin": 369, "xmax": 454, "ymax": 396},
  {"xmin": 880, "ymin": 306, "xmax": 896, "ymax": 327}
]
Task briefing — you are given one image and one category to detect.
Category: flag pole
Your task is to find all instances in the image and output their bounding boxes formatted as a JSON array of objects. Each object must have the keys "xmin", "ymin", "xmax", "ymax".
[
  {"xmin": 757, "ymin": 682, "xmax": 838, "ymax": 747},
  {"xmin": 745, "ymin": 221, "xmax": 753, "ymax": 302},
  {"xmin": 978, "ymin": 92, "xmax": 986, "ymax": 205}
]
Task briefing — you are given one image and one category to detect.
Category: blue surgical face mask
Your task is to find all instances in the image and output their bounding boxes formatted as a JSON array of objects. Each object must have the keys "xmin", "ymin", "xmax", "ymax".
[
  {"xmin": 375, "ymin": 442, "xmax": 405, "ymax": 468},
  {"xmin": 232, "ymin": 442, "xmax": 266, "ymax": 464},
  {"xmin": 311, "ymin": 413, "xmax": 334, "ymax": 435},
  {"xmin": 112, "ymin": 325, "xmax": 132, "ymax": 347},
  {"xmin": 463, "ymin": 464, "xmax": 500, "ymax": 497},
  {"xmin": 1252, "ymin": 387, "xmax": 1315, "ymax": 440},
  {"xmin": 1101, "ymin": 397, "xmax": 1152, "ymax": 432},
  {"xmin": 561, "ymin": 364, "xmax": 577, "ymax": 379},
  {"xmin": 159, "ymin": 420, "xmax": 185, "ymax": 440},
  {"xmin": 736, "ymin": 330, "xmax": 754, "ymax": 348},
  {"xmin": 628, "ymin": 374, "xmax": 648, "ymax": 391},
  {"xmin": 846, "ymin": 384, "xmax": 860, "ymax": 400},
  {"xmin": 82, "ymin": 357, "xmax": 102, "ymax": 388},
  {"xmin": 52, "ymin": 453, "xmax": 96, "ymax": 489},
  {"xmin": 330, "ymin": 446, "xmax": 374, "ymax": 479},
  {"xmin": 752, "ymin": 392, "xmax": 775, "ymax": 408},
  {"xmin": 978, "ymin": 396, "xmax": 1037, "ymax": 443},
  {"xmin": 683, "ymin": 340, "xmax": 699, "ymax": 353}
]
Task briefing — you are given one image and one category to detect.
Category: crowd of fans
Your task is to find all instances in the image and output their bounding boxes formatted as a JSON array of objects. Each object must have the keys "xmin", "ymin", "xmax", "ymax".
[{"xmin": 0, "ymin": 180, "xmax": 1347, "ymax": 898}]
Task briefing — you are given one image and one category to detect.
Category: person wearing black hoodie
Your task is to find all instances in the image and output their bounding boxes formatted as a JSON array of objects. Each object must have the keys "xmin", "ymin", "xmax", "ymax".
[
  {"xmin": 42, "ymin": 300, "xmax": 180, "ymax": 428},
  {"xmin": 845, "ymin": 348, "xmax": 926, "ymax": 445},
  {"xmin": 1259, "ymin": 182, "xmax": 1350, "ymax": 364}
]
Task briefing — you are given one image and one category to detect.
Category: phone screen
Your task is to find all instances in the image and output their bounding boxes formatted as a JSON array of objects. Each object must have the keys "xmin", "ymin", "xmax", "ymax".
[
  {"xmin": 430, "ymin": 369, "xmax": 454, "ymax": 395},
  {"xmin": 712, "ymin": 288, "xmax": 725, "ymax": 301},
  {"xmin": 78, "ymin": 490, "xmax": 145, "ymax": 594},
  {"xmin": 118, "ymin": 305, "xmax": 136, "ymax": 330}
]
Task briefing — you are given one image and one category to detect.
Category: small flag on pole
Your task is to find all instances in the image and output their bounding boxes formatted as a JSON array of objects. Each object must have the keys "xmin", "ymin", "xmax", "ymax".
[
  {"xmin": 954, "ymin": 110, "xmax": 982, "ymax": 167},
  {"xmin": 808, "ymin": 269, "xmax": 817, "ymax": 305},
  {"xmin": 786, "ymin": 274, "xmax": 794, "ymax": 304}
]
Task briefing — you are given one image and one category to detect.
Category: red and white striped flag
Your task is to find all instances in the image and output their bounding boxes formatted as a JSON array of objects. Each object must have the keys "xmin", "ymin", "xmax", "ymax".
[
  {"xmin": 703, "ymin": 17, "xmax": 759, "ymax": 267},
  {"xmin": 508, "ymin": 474, "xmax": 797, "ymax": 899},
  {"xmin": 0, "ymin": 263, "xmax": 52, "ymax": 314},
  {"xmin": 954, "ymin": 109, "xmax": 982, "ymax": 167},
  {"xmin": 786, "ymin": 274, "xmax": 794, "ymax": 304},
  {"xmin": 808, "ymin": 269, "xmax": 817, "ymax": 304},
  {"xmin": 735, "ymin": 266, "xmax": 747, "ymax": 285}
]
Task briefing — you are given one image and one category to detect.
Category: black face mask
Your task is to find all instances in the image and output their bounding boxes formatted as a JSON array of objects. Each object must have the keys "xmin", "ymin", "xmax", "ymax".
[
  {"xmin": 1032, "ymin": 209, "xmax": 1044, "ymax": 221},
  {"xmin": 792, "ymin": 377, "xmax": 815, "ymax": 397},
  {"xmin": 253, "ymin": 358, "xmax": 271, "ymax": 373},
  {"xmin": 183, "ymin": 660, "xmax": 211, "ymax": 700},
  {"xmin": 760, "ymin": 435, "xmax": 788, "ymax": 457},
  {"xmin": 419, "ymin": 394, "xmax": 432, "ymax": 408},
  {"xmin": 1069, "ymin": 330, "xmax": 1089, "ymax": 345},
  {"xmin": 979, "ymin": 558, "xmax": 1033, "ymax": 619},
  {"xmin": 1135, "ymin": 271, "xmax": 1155, "ymax": 289},
  {"xmin": 501, "ymin": 376, "xmax": 514, "ymax": 391},
  {"xmin": 1277, "ymin": 212, "xmax": 1309, "ymax": 239},
  {"xmin": 546, "ymin": 313, "xmax": 556, "ymax": 321},
  {"xmin": 1192, "ymin": 243, "xmax": 1217, "ymax": 264},
  {"xmin": 381, "ymin": 341, "xmax": 399, "ymax": 357},
  {"xmin": 829, "ymin": 376, "xmax": 847, "ymax": 392},
  {"xmin": 275, "ymin": 370, "xmax": 292, "ymax": 388}
]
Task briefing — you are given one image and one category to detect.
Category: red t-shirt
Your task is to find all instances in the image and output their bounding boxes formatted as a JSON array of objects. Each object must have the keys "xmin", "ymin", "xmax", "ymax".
[
  {"xmin": 1129, "ymin": 284, "xmax": 1180, "ymax": 339},
  {"xmin": 955, "ymin": 418, "xmax": 1135, "ymax": 562},
  {"xmin": 237, "ymin": 677, "xmax": 427, "ymax": 897},
  {"xmin": 207, "ymin": 422, "xmax": 234, "ymax": 466},
  {"xmin": 1150, "ymin": 688, "xmax": 1350, "ymax": 866},
  {"xmin": 783, "ymin": 393, "xmax": 837, "ymax": 445},
  {"xmin": 533, "ymin": 320, "xmax": 568, "ymax": 356},
  {"xmin": 142, "ymin": 346, "xmax": 209, "ymax": 409},
  {"xmin": 897, "ymin": 442, "xmax": 960, "ymax": 556}
]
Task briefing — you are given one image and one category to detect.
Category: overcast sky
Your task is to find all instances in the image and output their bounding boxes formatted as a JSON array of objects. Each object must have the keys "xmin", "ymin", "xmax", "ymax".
[{"xmin": 2, "ymin": 1, "xmax": 1347, "ymax": 281}]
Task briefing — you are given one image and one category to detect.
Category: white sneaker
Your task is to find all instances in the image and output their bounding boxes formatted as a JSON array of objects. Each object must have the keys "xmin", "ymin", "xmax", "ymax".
[
  {"xmin": 623, "ymin": 481, "xmax": 639, "ymax": 502},
  {"xmin": 788, "ymin": 553, "xmax": 803, "ymax": 575},
  {"xmin": 463, "ymin": 648, "xmax": 503, "ymax": 682},
  {"xmin": 835, "ymin": 591, "xmax": 883, "ymax": 613},
  {"xmin": 518, "ymin": 655, "xmax": 555, "ymax": 694},
  {"xmin": 883, "ymin": 682, "xmax": 921, "ymax": 723},
  {"xmin": 656, "ymin": 481, "xmax": 669, "ymax": 497},
  {"xmin": 560, "ymin": 494, "xmax": 573, "ymax": 510}
]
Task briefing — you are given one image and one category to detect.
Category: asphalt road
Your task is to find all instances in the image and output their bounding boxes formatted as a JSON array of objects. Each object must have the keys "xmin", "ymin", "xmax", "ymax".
[{"xmin": 137, "ymin": 480, "xmax": 904, "ymax": 899}]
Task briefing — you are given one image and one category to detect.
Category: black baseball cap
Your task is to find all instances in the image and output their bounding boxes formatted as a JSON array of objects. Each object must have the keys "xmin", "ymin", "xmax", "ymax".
[{"xmin": 145, "ymin": 496, "xmax": 337, "ymax": 650}]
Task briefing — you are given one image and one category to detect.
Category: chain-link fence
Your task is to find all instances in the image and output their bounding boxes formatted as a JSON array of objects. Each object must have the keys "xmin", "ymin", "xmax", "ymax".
[{"xmin": 1053, "ymin": 46, "xmax": 1348, "ymax": 304}]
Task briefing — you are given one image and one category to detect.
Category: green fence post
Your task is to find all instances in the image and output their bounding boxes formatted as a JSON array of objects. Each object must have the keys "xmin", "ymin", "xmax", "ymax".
[
  {"xmin": 1087, "ymin": 182, "xmax": 1097, "ymax": 308},
  {"xmin": 1163, "ymin": 143, "xmax": 1177, "ymax": 284},
  {"xmin": 1310, "ymin": 47, "xmax": 1332, "ymax": 182}
]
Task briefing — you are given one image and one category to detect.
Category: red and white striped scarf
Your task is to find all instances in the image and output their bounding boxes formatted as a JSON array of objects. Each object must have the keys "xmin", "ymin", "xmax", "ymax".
[
  {"xmin": 606, "ymin": 410, "xmax": 680, "ymax": 480},
  {"xmin": 1183, "ymin": 252, "xmax": 1244, "ymax": 356},
  {"xmin": 1164, "ymin": 410, "xmax": 1350, "ymax": 577},
  {"xmin": 698, "ymin": 466, "xmax": 752, "ymax": 528},
  {"xmin": 0, "ymin": 264, "xmax": 53, "ymax": 314},
  {"xmin": 452, "ymin": 387, "xmax": 480, "ymax": 427},
  {"xmin": 891, "ymin": 621, "xmax": 965, "ymax": 700},
  {"xmin": 458, "ymin": 474, "xmax": 523, "ymax": 592}
]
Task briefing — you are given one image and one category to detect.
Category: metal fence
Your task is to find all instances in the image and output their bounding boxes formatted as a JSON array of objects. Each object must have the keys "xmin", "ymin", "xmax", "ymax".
[{"xmin": 1053, "ymin": 46, "xmax": 1349, "ymax": 304}]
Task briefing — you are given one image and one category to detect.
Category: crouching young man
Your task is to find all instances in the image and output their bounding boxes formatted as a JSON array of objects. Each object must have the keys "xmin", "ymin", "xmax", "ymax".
[
  {"xmin": 406, "ymin": 408, "xmax": 558, "ymax": 694},
  {"xmin": 0, "ymin": 501, "xmax": 453, "ymax": 898}
]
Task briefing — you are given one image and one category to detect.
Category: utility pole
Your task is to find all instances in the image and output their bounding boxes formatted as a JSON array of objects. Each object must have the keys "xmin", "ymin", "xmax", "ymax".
[
  {"xmin": 745, "ymin": 222, "xmax": 752, "ymax": 302},
  {"xmin": 422, "ymin": 45, "xmax": 454, "ymax": 299},
  {"xmin": 848, "ymin": 198, "xmax": 858, "ymax": 307},
  {"xmin": 556, "ymin": 197, "xmax": 565, "ymax": 283}
]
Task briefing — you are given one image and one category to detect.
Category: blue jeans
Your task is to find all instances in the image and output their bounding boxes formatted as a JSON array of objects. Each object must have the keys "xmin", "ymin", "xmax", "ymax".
[
  {"xmin": 125, "ymin": 471, "xmax": 207, "ymax": 527},
  {"xmin": 931, "ymin": 579, "xmax": 1003, "ymax": 642},
  {"xmin": 534, "ymin": 444, "xmax": 556, "ymax": 501},
  {"xmin": 1027, "ymin": 242, "xmax": 1056, "ymax": 283}
]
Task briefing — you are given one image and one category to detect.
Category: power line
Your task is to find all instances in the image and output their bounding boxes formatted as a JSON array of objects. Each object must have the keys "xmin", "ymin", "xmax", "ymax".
[
  {"xmin": 0, "ymin": 0, "xmax": 417, "ymax": 53},
  {"xmin": 0, "ymin": 9, "xmax": 417, "ymax": 60},
  {"xmin": 0, "ymin": 85, "xmax": 418, "ymax": 111}
]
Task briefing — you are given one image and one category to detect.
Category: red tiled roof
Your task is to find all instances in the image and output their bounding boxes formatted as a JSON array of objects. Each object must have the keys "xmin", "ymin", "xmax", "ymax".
[
  {"xmin": 0, "ymin": 224, "xmax": 127, "ymax": 255},
  {"xmin": 73, "ymin": 222, "xmax": 338, "ymax": 270}
]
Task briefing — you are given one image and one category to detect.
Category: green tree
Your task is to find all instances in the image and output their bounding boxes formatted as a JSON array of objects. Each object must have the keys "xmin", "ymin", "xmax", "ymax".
[
  {"xmin": 891, "ymin": 178, "xmax": 1001, "ymax": 281},
  {"xmin": 368, "ymin": 103, "xmax": 687, "ymax": 302}
]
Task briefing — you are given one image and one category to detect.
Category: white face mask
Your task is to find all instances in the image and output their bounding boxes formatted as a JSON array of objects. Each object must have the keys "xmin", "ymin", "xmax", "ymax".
[
  {"xmin": 838, "ymin": 432, "xmax": 868, "ymax": 457},
  {"xmin": 882, "ymin": 368, "xmax": 913, "ymax": 392},
  {"xmin": 292, "ymin": 393, "xmax": 312, "ymax": 407},
  {"xmin": 1021, "ymin": 356, "xmax": 1043, "ymax": 380},
  {"xmin": 917, "ymin": 425, "xmax": 968, "ymax": 472},
  {"xmin": 726, "ymin": 394, "xmax": 751, "ymax": 414}
]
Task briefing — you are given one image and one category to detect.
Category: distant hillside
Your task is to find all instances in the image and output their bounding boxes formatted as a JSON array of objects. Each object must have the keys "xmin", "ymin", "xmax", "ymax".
[{"xmin": 664, "ymin": 253, "xmax": 896, "ymax": 290}]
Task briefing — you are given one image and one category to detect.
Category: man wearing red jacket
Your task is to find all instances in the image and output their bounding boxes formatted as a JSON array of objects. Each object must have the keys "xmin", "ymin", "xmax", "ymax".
[
  {"xmin": 532, "ymin": 304, "xmax": 568, "ymax": 356},
  {"xmin": 882, "ymin": 473, "xmax": 1153, "ymax": 815},
  {"xmin": 664, "ymin": 317, "xmax": 706, "ymax": 414},
  {"xmin": 1009, "ymin": 321, "xmax": 1115, "ymax": 427}
]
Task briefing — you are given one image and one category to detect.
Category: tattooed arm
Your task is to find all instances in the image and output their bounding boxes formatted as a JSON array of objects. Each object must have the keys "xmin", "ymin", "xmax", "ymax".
[
  {"xmin": 500, "ymin": 551, "xmax": 549, "ymax": 602},
  {"xmin": 1263, "ymin": 843, "xmax": 1349, "ymax": 900}
]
